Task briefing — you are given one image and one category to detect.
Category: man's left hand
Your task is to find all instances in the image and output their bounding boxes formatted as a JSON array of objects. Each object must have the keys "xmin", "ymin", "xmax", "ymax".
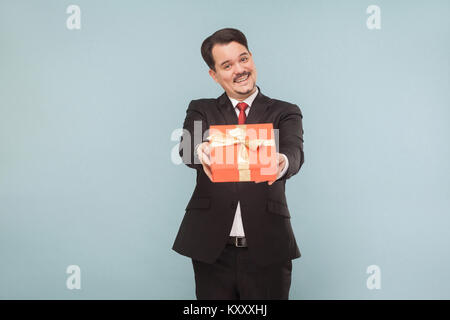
[{"xmin": 255, "ymin": 152, "xmax": 286, "ymax": 185}]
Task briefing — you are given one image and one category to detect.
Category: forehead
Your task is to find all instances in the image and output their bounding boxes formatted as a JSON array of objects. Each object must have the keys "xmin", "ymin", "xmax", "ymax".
[{"xmin": 212, "ymin": 41, "xmax": 249, "ymax": 64}]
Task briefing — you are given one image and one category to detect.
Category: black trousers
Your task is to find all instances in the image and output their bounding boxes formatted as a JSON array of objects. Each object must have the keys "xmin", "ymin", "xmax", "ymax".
[{"xmin": 192, "ymin": 244, "xmax": 292, "ymax": 300}]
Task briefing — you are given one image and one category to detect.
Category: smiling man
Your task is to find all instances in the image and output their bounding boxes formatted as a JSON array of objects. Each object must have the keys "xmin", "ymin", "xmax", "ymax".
[
  {"xmin": 210, "ymin": 41, "xmax": 257, "ymax": 99},
  {"xmin": 172, "ymin": 28, "xmax": 305, "ymax": 300}
]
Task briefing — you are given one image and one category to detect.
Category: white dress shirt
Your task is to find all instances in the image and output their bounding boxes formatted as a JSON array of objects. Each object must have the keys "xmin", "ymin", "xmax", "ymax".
[{"xmin": 227, "ymin": 87, "xmax": 289, "ymax": 237}]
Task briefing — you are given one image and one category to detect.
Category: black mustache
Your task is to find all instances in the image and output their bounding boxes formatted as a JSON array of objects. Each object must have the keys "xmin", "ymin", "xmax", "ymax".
[{"xmin": 234, "ymin": 72, "xmax": 250, "ymax": 82}]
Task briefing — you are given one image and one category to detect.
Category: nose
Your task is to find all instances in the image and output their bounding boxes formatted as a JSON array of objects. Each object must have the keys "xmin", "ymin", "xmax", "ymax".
[{"xmin": 234, "ymin": 63, "xmax": 245, "ymax": 76}]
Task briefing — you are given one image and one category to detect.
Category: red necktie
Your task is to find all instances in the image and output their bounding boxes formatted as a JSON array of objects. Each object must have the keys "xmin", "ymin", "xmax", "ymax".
[{"xmin": 237, "ymin": 102, "xmax": 249, "ymax": 125}]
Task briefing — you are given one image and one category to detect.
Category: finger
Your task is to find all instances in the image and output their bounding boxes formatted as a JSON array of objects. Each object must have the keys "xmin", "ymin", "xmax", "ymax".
[
  {"xmin": 197, "ymin": 144, "xmax": 203, "ymax": 157},
  {"xmin": 198, "ymin": 148, "xmax": 209, "ymax": 163},
  {"xmin": 201, "ymin": 142, "xmax": 210, "ymax": 156},
  {"xmin": 204, "ymin": 143, "xmax": 210, "ymax": 155},
  {"xmin": 199, "ymin": 142, "xmax": 209, "ymax": 153},
  {"xmin": 201, "ymin": 151, "xmax": 211, "ymax": 166},
  {"xmin": 203, "ymin": 164, "xmax": 213, "ymax": 181}
]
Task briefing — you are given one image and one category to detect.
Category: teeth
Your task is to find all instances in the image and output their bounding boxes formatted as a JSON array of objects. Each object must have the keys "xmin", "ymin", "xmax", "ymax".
[{"xmin": 235, "ymin": 74, "xmax": 249, "ymax": 83}]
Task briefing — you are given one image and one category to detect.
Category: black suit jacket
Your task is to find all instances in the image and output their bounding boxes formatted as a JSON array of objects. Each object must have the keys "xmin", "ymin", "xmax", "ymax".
[{"xmin": 172, "ymin": 87, "xmax": 305, "ymax": 267}]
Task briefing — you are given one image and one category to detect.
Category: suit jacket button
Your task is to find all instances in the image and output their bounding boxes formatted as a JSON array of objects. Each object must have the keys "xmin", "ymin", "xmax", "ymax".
[{"xmin": 230, "ymin": 201, "xmax": 236, "ymax": 209}]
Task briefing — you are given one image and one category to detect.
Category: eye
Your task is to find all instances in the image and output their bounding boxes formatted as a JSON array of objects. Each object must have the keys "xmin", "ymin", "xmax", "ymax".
[
  {"xmin": 241, "ymin": 57, "xmax": 248, "ymax": 62},
  {"xmin": 224, "ymin": 64, "xmax": 231, "ymax": 69}
]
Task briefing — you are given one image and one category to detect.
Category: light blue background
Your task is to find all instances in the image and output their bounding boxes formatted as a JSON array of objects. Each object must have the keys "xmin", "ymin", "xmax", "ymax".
[{"xmin": 1, "ymin": 0, "xmax": 449, "ymax": 299}]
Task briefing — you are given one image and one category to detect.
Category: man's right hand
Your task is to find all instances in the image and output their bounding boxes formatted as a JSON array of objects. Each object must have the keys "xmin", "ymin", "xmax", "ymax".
[{"xmin": 197, "ymin": 141, "xmax": 213, "ymax": 181}]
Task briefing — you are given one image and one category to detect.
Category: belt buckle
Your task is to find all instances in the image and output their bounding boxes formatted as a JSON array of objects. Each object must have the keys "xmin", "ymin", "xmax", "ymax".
[{"xmin": 235, "ymin": 237, "xmax": 245, "ymax": 248}]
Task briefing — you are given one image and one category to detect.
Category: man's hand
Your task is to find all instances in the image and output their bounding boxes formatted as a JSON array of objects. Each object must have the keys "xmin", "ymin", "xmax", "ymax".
[
  {"xmin": 255, "ymin": 152, "xmax": 286, "ymax": 185},
  {"xmin": 197, "ymin": 141, "xmax": 213, "ymax": 181}
]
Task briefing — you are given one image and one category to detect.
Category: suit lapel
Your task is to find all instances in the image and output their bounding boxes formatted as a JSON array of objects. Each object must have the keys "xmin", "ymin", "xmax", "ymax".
[
  {"xmin": 217, "ymin": 92, "xmax": 238, "ymax": 124},
  {"xmin": 216, "ymin": 86, "xmax": 272, "ymax": 125},
  {"xmin": 245, "ymin": 87, "xmax": 271, "ymax": 124}
]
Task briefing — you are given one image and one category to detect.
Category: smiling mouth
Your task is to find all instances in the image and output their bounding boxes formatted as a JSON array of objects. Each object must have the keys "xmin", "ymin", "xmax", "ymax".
[{"xmin": 234, "ymin": 73, "xmax": 250, "ymax": 83}]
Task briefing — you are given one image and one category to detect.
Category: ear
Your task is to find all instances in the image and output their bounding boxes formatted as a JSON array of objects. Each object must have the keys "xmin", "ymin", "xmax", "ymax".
[{"xmin": 208, "ymin": 69, "xmax": 218, "ymax": 83}]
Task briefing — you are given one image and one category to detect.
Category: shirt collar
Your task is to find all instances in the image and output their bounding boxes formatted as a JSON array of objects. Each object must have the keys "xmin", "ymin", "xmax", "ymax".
[{"xmin": 227, "ymin": 86, "xmax": 259, "ymax": 109}]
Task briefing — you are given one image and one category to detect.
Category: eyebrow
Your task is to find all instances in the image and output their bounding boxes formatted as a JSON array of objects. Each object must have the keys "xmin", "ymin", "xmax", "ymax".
[{"xmin": 220, "ymin": 52, "xmax": 249, "ymax": 67}]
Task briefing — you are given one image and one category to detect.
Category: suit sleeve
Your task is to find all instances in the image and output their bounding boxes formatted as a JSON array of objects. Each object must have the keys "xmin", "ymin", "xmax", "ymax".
[
  {"xmin": 179, "ymin": 100, "xmax": 208, "ymax": 170},
  {"xmin": 277, "ymin": 104, "xmax": 305, "ymax": 180}
]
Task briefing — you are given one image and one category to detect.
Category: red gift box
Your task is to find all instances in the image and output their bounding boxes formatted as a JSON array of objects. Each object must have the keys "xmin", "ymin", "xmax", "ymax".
[{"xmin": 207, "ymin": 123, "xmax": 277, "ymax": 183}]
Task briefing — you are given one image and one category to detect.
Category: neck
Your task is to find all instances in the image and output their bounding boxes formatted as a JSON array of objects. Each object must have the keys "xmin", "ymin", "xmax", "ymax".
[{"xmin": 228, "ymin": 86, "xmax": 257, "ymax": 101}]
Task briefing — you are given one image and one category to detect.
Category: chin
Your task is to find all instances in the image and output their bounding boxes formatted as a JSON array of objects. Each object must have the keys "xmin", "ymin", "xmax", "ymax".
[{"xmin": 233, "ymin": 82, "xmax": 255, "ymax": 94}]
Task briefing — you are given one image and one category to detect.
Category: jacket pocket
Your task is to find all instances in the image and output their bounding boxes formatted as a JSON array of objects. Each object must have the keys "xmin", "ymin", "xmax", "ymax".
[
  {"xmin": 266, "ymin": 199, "xmax": 291, "ymax": 218},
  {"xmin": 185, "ymin": 197, "xmax": 211, "ymax": 210}
]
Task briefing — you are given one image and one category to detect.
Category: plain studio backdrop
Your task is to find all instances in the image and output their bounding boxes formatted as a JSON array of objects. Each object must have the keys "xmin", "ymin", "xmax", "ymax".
[{"xmin": 0, "ymin": 0, "xmax": 449, "ymax": 299}]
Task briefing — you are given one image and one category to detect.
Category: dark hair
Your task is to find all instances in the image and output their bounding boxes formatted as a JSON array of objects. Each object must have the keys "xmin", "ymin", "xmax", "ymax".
[{"xmin": 201, "ymin": 28, "xmax": 249, "ymax": 71}]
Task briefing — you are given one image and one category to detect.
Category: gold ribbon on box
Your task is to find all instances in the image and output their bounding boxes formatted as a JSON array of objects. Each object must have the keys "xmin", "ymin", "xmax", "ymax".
[{"xmin": 207, "ymin": 125, "xmax": 275, "ymax": 181}]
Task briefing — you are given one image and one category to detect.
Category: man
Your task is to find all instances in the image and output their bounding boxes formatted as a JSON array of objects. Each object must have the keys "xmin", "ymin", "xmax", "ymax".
[{"xmin": 172, "ymin": 28, "xmax": 305, "ymax": 300}]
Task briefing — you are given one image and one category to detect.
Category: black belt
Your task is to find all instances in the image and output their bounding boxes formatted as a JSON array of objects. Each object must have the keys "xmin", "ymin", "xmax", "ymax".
[{"xmin": 227, "ymin": 236, "xmax": 248, "ymax": 247}]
